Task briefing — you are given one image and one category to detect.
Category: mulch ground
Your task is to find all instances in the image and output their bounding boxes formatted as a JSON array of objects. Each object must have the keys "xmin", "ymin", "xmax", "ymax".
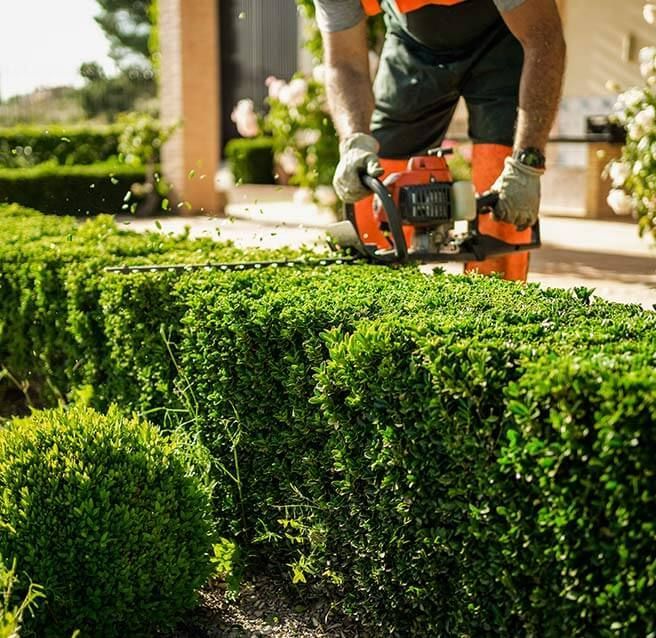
[{"xmin": 167, "ymin": 575, "xmax": 372, "ymax": 638}]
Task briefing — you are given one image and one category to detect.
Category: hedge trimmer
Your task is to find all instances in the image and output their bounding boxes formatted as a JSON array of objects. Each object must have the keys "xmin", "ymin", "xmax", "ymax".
[{"xmin": 106, "ymin": 148, "xmax": 540, "ymax": 275}]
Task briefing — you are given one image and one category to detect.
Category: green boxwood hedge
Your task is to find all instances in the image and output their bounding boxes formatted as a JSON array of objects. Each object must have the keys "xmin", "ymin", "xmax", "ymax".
[
  {"xmin": 0, "ymin": 203, "xmax": 655, "ymax": 635},
  {"xmin": 0, "ymin": 162, "xmax": 147, "ymax": 215},
  {"xmin": 0, "ymin": 405, "xmax": 214, "ymax": 637},
  {"xmin": 0, "ymin": 124, "xmax": 121, "ymax": 168},
  {"xmin": 224, "ymin": 136, "xmax": 276, "ymax": 184}
]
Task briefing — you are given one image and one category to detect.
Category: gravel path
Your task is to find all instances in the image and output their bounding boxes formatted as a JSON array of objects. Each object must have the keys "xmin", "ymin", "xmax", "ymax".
[{"xmin": 168, "ymin": 576, "xmax": 371, "ymax": 638}]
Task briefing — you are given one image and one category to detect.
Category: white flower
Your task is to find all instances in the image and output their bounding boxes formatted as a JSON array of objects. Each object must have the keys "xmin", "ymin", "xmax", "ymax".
[
  {"xmin": 637, "ymin": 104, "xmax": 656, "ymax": 128},
  {"xmin": 295, "ymin": 128, "xmax": 321, "ymax": 147},
  {"xmin": 644, "ymin": 3, "xmax": 656, "ymax": 24},
  {"xmin": 312, "ymin": 64, "xmax": 326, "ymax": 84},
  {"xmin": 639, "ymin": 136, "xmax": 651, "ymax": 153},
  {"xmin": 278, "ymin": 148, "xmax": 298, "ymax": 175},
  {"xmin": 293, "ymin": 187, "xmax": 313, "ymax": 205},
  {"xmin": 640, "ymin": 47, "xmax": 656, "ymax": 79},
  {"xmin": 607, "ymin": 189, "xmax": 634, "ymax": 215},
  {"xmin": 617, "ymin": 88, "xmax": 645, "ymax": 111},
  {"xmin": 629, "ymin": 123, "xmax": 642, "ymax": 140},
  {"xmin": 265, "ymin": 76, "xmax": 286, "ymax": 100},
  {"xmin": 634, "ymin": 160, "xmax": 644, "ymax": 175},
  {"xmin": 609, "ymin": 161, "xmax": 631, "ymax": 187},
  {"xmin": 230, "ymin": 99, "xmax": 260, "ymax": 138},
  {"xmin": 279, "ymin": 78, "xmax": 308, "ymax": 107},
  {"xmin": 315, "ymin": 185, "xmax": 338, "ymax": 207}
]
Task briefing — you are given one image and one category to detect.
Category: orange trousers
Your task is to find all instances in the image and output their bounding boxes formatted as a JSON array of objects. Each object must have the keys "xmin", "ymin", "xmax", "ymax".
[
  {"xmin": 357, "ymin": 144, "xmax": 530, "ymax": 282},
  {"xmin": 464, "ymin": 144, "xmax": 530, "ymax": 281}
]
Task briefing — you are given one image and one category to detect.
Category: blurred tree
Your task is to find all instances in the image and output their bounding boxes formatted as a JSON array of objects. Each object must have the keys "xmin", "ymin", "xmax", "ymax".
[
  {"xmin": 94, "ymin": 0, "xmax": 154, "ymax": 67},
  {"xmin": 79, "ymin": 62, "xmax": 106, "ymax": 82},
  {"xmin": 78, "ymin": 63, "xmax": 156, "ymax": 120}
]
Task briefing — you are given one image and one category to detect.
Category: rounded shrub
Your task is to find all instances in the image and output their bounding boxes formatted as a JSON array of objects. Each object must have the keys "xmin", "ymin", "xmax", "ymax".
[{"xmin": 0, "ymin": 405, "xmax": 215, "ymax": 637}]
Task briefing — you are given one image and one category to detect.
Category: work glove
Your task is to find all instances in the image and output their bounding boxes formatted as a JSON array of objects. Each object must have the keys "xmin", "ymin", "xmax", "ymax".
[
  {"xmin": 333, "ymin": 133, "xmax": 384, "ymax": 203},
  {"xmin": 491, "ymin": 156, "xmax": 544, "ymax": 230}
]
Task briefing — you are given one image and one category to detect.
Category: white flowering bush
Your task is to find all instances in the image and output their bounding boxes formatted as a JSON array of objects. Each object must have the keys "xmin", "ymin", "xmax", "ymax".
[
  {"xmin": 607, "ymin": 6, "xmax": 656, "ymax": 237},
  {"xmin": 230, "ymin": 71, "xmax": 339, "ymax": 206},
  {"xmin": 263, "ymin": 72, "xmax": 339, "ymax": 194}
]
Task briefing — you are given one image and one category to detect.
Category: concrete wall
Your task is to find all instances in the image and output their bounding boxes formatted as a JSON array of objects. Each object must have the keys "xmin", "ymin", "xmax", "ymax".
[{"xmin": 563, "ymin": 0, "xmax": 652, "ymax": 98}]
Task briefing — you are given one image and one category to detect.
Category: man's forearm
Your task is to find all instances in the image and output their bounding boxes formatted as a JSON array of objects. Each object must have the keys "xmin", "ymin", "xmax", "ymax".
[
  {"xmin": 514, "ymin": 36, "xmax": 566, "ymax": 152},
  {"xmin": 325, "ymin": 65, "xmax": 375, "ymax": 140}
]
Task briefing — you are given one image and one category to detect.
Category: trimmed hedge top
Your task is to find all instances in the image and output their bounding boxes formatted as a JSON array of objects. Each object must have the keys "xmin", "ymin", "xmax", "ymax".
[
  {"xmin": 0, "ymin": 161, "xmax": 147, "ymax": 216},
  {"xmin": 0, "ymin": 124, "xmax": 121, "ymax": 168}
]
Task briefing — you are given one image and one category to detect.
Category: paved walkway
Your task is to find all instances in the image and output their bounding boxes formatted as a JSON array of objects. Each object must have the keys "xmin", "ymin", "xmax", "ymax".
[{"xmin": 117, "ymin": 190, "xmax": 656, "ymax": 309}]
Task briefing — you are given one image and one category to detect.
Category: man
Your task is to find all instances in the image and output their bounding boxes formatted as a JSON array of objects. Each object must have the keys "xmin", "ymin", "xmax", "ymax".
[{"xmin": 315, "ymin": 0, "xmax": 566, "ymax": 280}]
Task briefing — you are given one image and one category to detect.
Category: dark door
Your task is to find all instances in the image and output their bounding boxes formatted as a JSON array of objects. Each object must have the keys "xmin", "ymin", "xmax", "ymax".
[{"xmin": 220, "ymin": 0, "xmax": 299, "ymax": 149}]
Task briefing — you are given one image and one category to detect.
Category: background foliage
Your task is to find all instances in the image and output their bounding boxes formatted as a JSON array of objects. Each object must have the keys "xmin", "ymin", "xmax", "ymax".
[{"xmin": 607, "ymin": 6, "xmax": 656, "ymax": 238}]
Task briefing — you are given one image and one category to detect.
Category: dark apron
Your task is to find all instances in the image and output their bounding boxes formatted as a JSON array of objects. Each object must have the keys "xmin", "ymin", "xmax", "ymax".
[{"xmin": 371, "ymin": 0, "xmax": 524, "ymax": 157}]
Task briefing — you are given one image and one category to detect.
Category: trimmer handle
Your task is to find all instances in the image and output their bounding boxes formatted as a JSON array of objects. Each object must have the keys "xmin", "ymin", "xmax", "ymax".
[
  {"xmin": 476, "ymin": 191, "xmax": 499, "ymax": 215},
  {"xmin": 360, "ymin": 172, "xmax": 409, "ymax": 262}
]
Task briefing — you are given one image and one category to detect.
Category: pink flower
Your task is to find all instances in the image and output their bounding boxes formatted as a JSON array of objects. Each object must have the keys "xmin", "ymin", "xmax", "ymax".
[
  {"xmin": 279, "ymin": 78, "xmax": 308, "ymax": 107},
  {"xmin": 295, "ymin": 128, "xmax": 321, "ymax": 147},
  {"xmin": 279, "ymin": 148, "xmax": 299, "ymax": 175},
  {"xmin": 312, "ymin": 65, "xmax": 326, "ymax": 84},
  {"xmin": 266, "ymin": 76, "xmax": 286, "ymax": 100},
  {"xmin": 231, "ymin": 99, "xmax": 260, "ymax": 138}
]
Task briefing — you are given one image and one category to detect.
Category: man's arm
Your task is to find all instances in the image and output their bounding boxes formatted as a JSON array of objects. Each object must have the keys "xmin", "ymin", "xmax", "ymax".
[
  {"xmin": 500, "ymin": 0, "xmax": 566, "ymax": 152},
  {"xmin": 321, "ymin": 19, "xmax": 383, "ymax": 202},
  {"xmin": 322, "ymin": 19, "xmax": 375, "ymax": 139}
]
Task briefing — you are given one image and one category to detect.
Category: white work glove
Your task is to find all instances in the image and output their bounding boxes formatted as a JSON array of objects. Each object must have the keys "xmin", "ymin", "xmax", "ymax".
[
  {"xmin": 333, "ymin": 133, "xmax": 384, "ymax": 203},
  {"xmin": 492, "ymin": 156, "xmax": 544, "ymax": 230}
]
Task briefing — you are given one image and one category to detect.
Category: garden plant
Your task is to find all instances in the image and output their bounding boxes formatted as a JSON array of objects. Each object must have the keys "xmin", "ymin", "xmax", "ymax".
[
  {"xmin": 0, "ymin": 404, "xmax": 215, "ymax": 637},
  {"xmin": 607, "ymin": 2, "xmax": 656, "ymax": 238}
]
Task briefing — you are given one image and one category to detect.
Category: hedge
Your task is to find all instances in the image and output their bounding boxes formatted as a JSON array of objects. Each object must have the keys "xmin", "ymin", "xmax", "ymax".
[
  {"xmin": 0, "ymin": 162, "xmax": 147, "ymax": 215},
  {"xmin": 0, "ymin": 405, "xmax": 214, "ymax": 637},
  {"xmin": 224, "ymin": 136, "xmax": 276, "ymax": 184},
  {"xmin": 0, "ymin": 204, "xmax": 299, "ymax": 405},
  {"xmin": 0, "ymin": 203, "xmax": 655, "ymax": 635},
  {"xmin": 0, "ymin": 124, "xmax": 121, "ymax": 168}
]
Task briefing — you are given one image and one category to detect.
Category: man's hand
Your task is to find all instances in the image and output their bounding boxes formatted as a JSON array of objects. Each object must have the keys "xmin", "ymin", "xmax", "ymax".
[
  {"xmin": 492, "ymin": 156, "xmax": 543, "ymax": 230},
  {"xmin": 333, "ymin": 133, "xmax": 384, "ymax": 203}
]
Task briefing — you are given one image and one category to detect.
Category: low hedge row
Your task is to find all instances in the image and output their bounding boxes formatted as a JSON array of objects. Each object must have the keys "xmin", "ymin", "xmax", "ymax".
[
  {"xmin": 0, "ymin": 203, "xmax": 655, "ymax": 635},
  {"xmin": 0, "ymin": 124, "xmax": 121, "ymax": 168},
  {"xmin": 0, "ymin": 162, "xmax": 147, "ymax": 215}
]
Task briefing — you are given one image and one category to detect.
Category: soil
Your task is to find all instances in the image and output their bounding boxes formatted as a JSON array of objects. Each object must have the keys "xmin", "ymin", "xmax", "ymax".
[{"xmin": 167, "ymin": 575, "xmax": 372, "ymax": 638}]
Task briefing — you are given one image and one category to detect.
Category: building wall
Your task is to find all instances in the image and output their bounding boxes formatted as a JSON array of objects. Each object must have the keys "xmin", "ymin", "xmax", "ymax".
[
  {"xmin": 556, "ymin": 0, "xmax": 650, "ymax": 165},
  {"xmin": 160, "ymin": 0, "xmax": 222, "ymax": 214},
  {"xmin": 563, "ymin": 0, "xmax": 651, "ymax": 98}
]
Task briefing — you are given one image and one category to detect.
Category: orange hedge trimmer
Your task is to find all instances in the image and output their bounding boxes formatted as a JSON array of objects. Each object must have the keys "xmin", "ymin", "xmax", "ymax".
[{"xmin": 106, "ymin": 148, "xmax": 540, "ymax": 275}]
